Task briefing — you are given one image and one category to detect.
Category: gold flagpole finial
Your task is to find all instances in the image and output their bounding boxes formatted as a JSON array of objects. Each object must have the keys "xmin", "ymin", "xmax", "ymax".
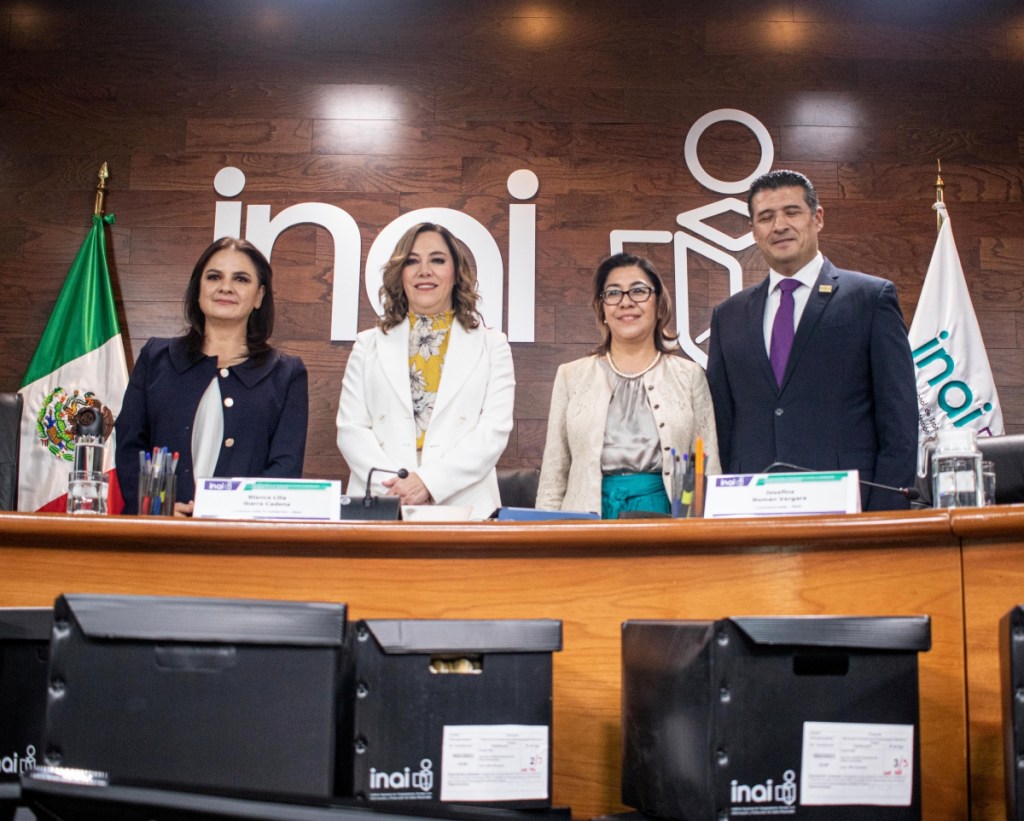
[
  {"xmin": 94, "ymin": 162, "xmax": 109, "ymax": 216},
  {"xmin": 935, "ymin": 159, "xmax": 945, "ymax": 232}
]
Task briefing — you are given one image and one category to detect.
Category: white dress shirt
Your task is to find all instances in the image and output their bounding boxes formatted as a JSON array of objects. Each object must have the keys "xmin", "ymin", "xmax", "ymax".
[{"xmin": 762, "ymin": 252, "xmax": 824, "ymax": 355}]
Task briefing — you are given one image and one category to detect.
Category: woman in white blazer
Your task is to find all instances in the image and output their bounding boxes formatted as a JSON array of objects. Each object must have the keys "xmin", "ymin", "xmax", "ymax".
[
  {"xmin": 536, "ymin": 253, "xmax": 719, "ymax": 518},
  {"xmin": 336, "ymin": 223, "xmax": 515, "ymax": 519}
]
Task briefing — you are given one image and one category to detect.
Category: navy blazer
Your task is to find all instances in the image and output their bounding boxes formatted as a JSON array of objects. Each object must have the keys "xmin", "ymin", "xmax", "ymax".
[
  {"xmin": 115, "ymin": 337, "xmax": 309, "ymax": 513},
  {"xmin": 705, "ymin": 259, "xmax": 917, "ymax": 511}
]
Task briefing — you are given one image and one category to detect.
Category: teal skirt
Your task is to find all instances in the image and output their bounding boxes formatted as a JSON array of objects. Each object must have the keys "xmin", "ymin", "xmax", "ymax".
[{"xmin": 601, "ymin": 473, "xmax": 671, "ymax": 520}]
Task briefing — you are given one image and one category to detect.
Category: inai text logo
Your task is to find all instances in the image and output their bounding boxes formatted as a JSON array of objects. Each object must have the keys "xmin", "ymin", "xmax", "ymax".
[
  {"xmin": 210, "ymin": 107, "xmax": 770, "ymax": 362},
  {"xmin": 731, "ymin": 768, "xmax": 797, "ymax": 807},
  {"xmin": 913, "ymin": 330, "xmax": 995, "ymax": 434},
  {"xmin": 370, "ymin": 758, "xmax": 434, "ymax": 793},
  {"xmin": 1, "ymin": 744, "xmax": 37, "ymax": 775},
  {"xmin": 716, "ymin": 475, "xmax": 752, "ymax": 487}
]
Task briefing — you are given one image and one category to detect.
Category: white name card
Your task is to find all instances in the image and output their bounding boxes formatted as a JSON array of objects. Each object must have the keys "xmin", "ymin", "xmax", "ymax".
[
  {"xmin": 703, "ymin": 471, "xmax": 861, "ymax": 518},
  {"xmin": 193, "ymin": 478, "xmax": 341, "ymax": 521}
]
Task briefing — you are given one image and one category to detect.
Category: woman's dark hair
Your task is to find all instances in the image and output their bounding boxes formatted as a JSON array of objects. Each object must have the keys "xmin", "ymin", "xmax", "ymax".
[
  {"xmin": 378, "ymin": 222, "xmax": 482, "ymax": 332},
  {"xmin": 183, "ymin": 236, "xmax": 274, "ymax": 359},
  {"xmin": 591, "ymin": 252, "xmax": 679, "ymax": 355}
]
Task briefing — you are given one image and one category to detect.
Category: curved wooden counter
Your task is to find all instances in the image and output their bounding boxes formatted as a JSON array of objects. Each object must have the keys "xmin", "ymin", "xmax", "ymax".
[
  {"xmin": 0, "ymin": 506, "xmax": 953, "ymax": 554},
  {"xmin": 952, "ymin": 506, "xmax": 1024, "ymax": 820},
  {"xmin": 0, "ymin": 509, "xmax": 976, "ymax": 819}
]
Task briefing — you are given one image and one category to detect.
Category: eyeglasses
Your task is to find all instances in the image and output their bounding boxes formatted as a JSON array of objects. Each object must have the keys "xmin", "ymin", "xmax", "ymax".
[{"xmin": 600, "ymin": 285, "xmax": 655, "ymax": 306}]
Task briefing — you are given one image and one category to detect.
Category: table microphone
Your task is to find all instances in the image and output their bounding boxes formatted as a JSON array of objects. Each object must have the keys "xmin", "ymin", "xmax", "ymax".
[
  {"xmin": 363, "ymin": 467, "xmax": 409, "ymax": 508},
  {"xmin": 74, "ymin": 405, "xmax": 105, "ymax": 438},
  {"xmin": 761, "ymin": 461, "xmax": 921, "ymax": 502}
]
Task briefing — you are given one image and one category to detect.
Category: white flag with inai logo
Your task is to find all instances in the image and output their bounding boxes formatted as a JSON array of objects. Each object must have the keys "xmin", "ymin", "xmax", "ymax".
[{"xmin": 908, "ymin": 203, "xmax": 1003, "ymax": 472}]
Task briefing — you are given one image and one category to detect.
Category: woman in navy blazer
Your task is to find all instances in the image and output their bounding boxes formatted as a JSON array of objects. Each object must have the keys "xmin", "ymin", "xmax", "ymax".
[
  {"xmin": 115, "ymin": 237, "xmax": 308, "ymax": 514},
  {"xmin": 336, "ymin": 222, "xmax": 514, "ymax": 519}
]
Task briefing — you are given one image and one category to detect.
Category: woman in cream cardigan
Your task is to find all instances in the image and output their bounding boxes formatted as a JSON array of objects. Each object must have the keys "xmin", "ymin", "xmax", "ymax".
[
  {"xmin": 336, "ymin": 222, "xmax": 515, "ymax": 519},
  {"xmin": 536, "ymin": 253, "xmax": 719, "ymax": 518}
]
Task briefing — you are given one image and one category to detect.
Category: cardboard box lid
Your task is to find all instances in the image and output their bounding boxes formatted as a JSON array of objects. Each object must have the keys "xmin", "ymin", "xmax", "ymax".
[
  {"xmin": 0, "ymin": 607, "xmax": 52, "ymax": 641},
  {"xmin": 730, "ymin": 615, "xmax": 931, "ymax": 651},
  {"xmin": 362, "ymin": 619, "xmax": 563, "ymax": 653},
  {"xmin": 58, "ymin": 594, "xmax": 346, "ymax": 646}
]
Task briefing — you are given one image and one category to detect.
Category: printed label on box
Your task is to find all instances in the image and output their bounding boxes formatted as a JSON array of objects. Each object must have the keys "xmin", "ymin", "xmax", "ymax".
[
  {"xmin": 440, "ymin": 724, "xmax": 548, "ymax": 802},
  {"xmin": 800, "ymin": 721, "xmax": 914, "ymax": 806}
]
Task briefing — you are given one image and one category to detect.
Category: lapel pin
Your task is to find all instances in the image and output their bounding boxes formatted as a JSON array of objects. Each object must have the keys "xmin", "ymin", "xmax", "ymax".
[{"xmin": 818, "ymin": 284, "xmax": 833, "ymax": 293}]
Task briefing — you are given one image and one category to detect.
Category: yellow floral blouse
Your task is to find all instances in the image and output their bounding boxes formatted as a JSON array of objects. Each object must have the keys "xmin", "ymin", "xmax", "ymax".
[{"xmin": 408, "ymin": 311, "xmax": 454, "ymax": 449}]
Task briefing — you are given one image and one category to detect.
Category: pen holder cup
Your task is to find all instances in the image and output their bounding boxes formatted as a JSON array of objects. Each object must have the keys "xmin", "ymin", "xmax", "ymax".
[{"xmin": 138, "ymin": 475, "xmax": 176, "ymax": 516}]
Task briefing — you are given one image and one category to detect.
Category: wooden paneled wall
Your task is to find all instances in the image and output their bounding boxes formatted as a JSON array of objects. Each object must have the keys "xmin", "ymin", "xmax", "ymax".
[{"xmin": 2, "ymin": 0, "xmax": 1024, "ymax": 483}]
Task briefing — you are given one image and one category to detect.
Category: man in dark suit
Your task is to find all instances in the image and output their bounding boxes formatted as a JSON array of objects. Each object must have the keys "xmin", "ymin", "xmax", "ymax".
[{"xmin": 705, "ymin": 170, "xmax": 917, "ymax": 510}]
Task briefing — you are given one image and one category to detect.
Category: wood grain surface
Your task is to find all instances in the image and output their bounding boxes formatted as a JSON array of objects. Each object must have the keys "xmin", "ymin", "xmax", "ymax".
[
  {"xmin": 0, "ymin": 508, "xmax": 970, "ymax": 819},
  {"xmin": 2, "ymin": 0, "xmax": 1024, "ymax": 487},
  {"xmin": 955, "ymin": 506, "xmax": 1024, "ymax": 820}
]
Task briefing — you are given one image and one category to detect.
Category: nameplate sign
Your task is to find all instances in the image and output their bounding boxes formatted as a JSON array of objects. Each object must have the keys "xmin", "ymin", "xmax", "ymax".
[
  {"xmin": 193, "ymin": 478, "xmax": 342, "ymax": 521},
  {"xmin": 703, "ymin": 471, "xmax": 861, "ymax": 518}
]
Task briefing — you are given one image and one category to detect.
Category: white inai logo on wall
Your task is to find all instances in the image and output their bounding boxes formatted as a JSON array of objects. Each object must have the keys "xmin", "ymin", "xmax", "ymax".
[
  {"xmin": 612, "ymin": 108, "xmax": 773, "ymax": 368},
  {"xmin": 369, "ymin": 758, "xmax": 434, "ymax": 793},
  {"xmin": 210, "ymin": 107, "xmax": 771, "ymax": 361},
  {"xmin": 1, "ymin": 744, "xmax": 37, "ymax": 775},
  {"xmin": 731, "ymin": 768, "xmax": 798, "ymax": 810}
]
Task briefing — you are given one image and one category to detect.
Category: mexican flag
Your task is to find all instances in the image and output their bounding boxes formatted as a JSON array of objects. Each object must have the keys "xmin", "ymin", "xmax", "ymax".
[{"xmin": 17, "ymin": 213, "xmax": 128, "ymax": 512}]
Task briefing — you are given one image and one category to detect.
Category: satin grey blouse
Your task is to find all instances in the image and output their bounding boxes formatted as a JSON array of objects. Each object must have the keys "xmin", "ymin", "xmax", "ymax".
[{"xmin": 599, "ymin": 359, "xmax": 662, "ymax": 475}]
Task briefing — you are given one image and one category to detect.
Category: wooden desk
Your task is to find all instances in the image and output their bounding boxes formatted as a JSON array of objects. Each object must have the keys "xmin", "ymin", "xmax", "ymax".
[
  {"xmin": 954, "ymin": 505, "xmax": 1024, "ymax": 820},
  {"xmin": 0, "ymin": 509, "xmax": 967, "ymax": 819}
]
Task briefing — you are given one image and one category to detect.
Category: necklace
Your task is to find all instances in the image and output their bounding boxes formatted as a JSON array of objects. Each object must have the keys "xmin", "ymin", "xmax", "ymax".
[{"xmin": 605, "ymin": 350, "xmax": 661, "ymax": 379}]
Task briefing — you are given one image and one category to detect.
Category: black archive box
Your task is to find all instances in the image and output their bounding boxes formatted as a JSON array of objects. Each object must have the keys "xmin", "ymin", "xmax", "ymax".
[
  {"xmin": 622, "ymin": 616, "xmax": 931, "ymax": 821},
  {"xmin": 0, "ymin": 608, "xmax": 50, "ymax": 779},
  {"xmin": 1001, "ymin": 606, "xmax": 1024, "ymax": 820},
  {"xmin": 0, "ymin": 608, "xmax": 51, "ymax": 820},
  {"xmin": 350, "ymin": 619, "xmax": 562, "ymax": 809},
  {"xmin": 43, "ymin": 594, "xmax": 352, "ymax": 803}
]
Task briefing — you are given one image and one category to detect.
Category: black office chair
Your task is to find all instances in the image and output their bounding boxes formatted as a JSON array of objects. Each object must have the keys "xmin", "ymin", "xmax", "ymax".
[
  {"xmin": 917, "ymin": 433, "xmax": 1024, "ymax": 506},
  {"xmin": 977, "ymin": 434, "xmax": 1024, "ymax": 504},
  {"xmin": 496, "ymin": 467, "xmax": 540, "ymax": 509},
  {"xmin": 0, "ymin": 392, "xmax": 21, "ymax": 511}
]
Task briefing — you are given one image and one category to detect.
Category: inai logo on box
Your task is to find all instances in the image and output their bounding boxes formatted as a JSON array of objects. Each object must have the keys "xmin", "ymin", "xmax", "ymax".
[
  {"xmin": 369, "ymin": 758, "xmax": 434, "ymax": 798},
  {"xmin": 730, "ymin": 768, "xmax": 797, "ymax": 815},
  {"xmin": 1, "ymin": 744, "xmax": 36, "ymax": 775}
]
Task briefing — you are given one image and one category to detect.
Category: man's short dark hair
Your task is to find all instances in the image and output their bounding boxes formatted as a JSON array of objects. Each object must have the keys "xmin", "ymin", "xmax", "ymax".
[{"xmin": 747, "ymin": 170, "xmax": 819, "ymax": 217}]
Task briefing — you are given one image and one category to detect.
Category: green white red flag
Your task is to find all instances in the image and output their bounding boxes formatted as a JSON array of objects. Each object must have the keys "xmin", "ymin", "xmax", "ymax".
[{"xmin": 17, "ymin": 213, "xmax": 128, "ymax": 512}]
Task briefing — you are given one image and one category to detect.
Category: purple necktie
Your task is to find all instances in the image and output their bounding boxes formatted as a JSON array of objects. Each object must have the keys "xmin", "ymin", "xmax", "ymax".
[{"xmin": 769, "ymin": 278, "xmax": 801, "ymax": 387}]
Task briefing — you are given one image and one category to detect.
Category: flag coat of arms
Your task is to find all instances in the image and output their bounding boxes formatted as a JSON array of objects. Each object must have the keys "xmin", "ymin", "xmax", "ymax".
[
  {"xmin": 908, "ymin": 203, "xmax": 1003, "ymax": 470},
  {"xmin": 17, "ymin": 213, "xmax": 128, "ymax": 512}
]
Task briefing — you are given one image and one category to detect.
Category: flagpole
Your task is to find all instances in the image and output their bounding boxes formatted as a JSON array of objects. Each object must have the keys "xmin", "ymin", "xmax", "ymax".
[
  {"xmin": 94, "ymin": 162, "xmax": 109, "ymax": 216},
  {"xmin": 934, "ymin": 159, "xmax": 944, "ymax": 232}
]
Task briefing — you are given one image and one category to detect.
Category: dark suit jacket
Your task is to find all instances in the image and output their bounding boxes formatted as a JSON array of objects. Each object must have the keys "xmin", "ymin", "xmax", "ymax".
[
  {"xmin": 705, "ymin": 259, "xmax": 917, "ymax": 511},
  {"xmin": 115, "ymin": 337, "xmax": 308, "ymax": 513}
]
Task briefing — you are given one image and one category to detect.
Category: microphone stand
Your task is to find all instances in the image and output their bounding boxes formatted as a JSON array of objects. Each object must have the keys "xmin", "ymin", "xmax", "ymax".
[
  {"xmin": 761, "ymin": 462, "xmax": 921, "ymax": 502},
  {"xmin": 363, "ymin": 467, "xmax": 409, "ymax": 508}
]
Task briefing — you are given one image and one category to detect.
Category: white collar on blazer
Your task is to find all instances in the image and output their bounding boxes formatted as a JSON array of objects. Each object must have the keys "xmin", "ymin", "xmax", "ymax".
[{"xmin": 376, "ymin": 318, "xmax": 485, "ymax": 418}]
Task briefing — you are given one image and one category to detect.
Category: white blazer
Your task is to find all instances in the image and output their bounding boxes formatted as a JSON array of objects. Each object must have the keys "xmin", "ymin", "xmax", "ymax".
[{"xmin": 336, "ymin": 320, "xmax": 515, "ymax": 519}]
